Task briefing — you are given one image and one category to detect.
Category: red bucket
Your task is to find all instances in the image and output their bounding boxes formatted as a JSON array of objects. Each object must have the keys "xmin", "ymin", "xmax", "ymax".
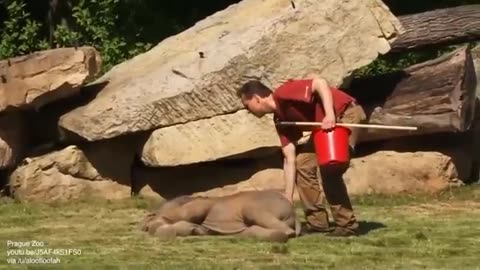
[{"xmin": 312, "ymin": 126, "xmax": 351, "ymax": 166}]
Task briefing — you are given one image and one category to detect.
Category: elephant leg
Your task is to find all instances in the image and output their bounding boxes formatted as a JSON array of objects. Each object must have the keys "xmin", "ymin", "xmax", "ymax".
[
  {"xmin": 150, "ymin": 224, "xmax": 176, "ymax": 240},
  {"xmin": 239, "ymin": 225, "xmax": 289, "ymax": 243},
  {"xmin": 244, "ymin": 210, "xmax": 296, "ymax": 237},
  {"xmin": 151, "ymin": 221, "xmax": 210, "ymax": 239}
]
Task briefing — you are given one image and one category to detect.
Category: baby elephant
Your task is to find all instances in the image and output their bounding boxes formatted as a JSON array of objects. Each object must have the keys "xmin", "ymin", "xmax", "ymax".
[{"xmin": 138, "ymin": 190, "xmax": 301, "ymax": 242}]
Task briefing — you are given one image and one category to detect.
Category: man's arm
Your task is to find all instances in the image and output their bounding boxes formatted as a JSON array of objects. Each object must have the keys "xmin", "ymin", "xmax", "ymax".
[
  {"xmin": 312, "ymin": 77, "xmax": 336, "ymax": 130},
  {"xmin": 281, "ymin": 142, "xmax": 296, "ymax": 203}
]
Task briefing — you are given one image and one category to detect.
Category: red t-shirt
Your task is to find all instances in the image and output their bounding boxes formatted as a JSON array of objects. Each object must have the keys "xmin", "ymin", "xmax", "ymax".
[{"xmin": 272, "ymin": 79, "xmax": 355, "ymax": 147}]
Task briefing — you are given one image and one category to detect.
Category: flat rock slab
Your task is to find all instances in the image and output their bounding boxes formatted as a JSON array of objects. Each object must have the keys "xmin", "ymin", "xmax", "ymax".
[
  {"xmin": 59, "ymin": 0, "xmax": 403, "ymax": 141},
  {"xmin": 344, "ymin": 150, "xmax": 468, "ymax": 195},
  {"xmin": 0, "ymin": 112, "xmax": 27, "ymax": 169},
  {"xmin": 471, "ymin": 45, "xmax": 480, "ymax": 181},
  {"xmin": 142, "ymin": 46, "xmax": 478, "ymax": 167},
  {"xmin": 473, "ymin": 45, "xmax": 480, "ymax": 98},
  {"xmin": 0, "ymin": 46, "xmax": 101, "ymax": 112},
  {"xmin": 140, "ymin": 110, "xmax": 280, "ymax": 166}
]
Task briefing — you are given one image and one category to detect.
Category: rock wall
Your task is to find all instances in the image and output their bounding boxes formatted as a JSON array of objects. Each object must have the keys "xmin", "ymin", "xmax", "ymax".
[
  {"xmin": 1, "ymin": 2, "xmax": 478, "ymax": 204},
  {"xmin": 0, "ymin": 47, "xmax": 100, "ymax": 112},
  {"xmin": 472, "ymin": 45, "xmax": 480, "ymax": 97},
  {"xmin": 471, "ymin": 45, "xmax": 480, "ymax": 181},
  {"xmin": 140, "ymin": 110, "xmax": 280, "ymax": 166},
  {"xmin": 10, "ymin": 145, "xmax": 131, "ymax": 203},
  {"xmin": 58, "ymin": 0, "xmax": 403, "ymax": 141},
  {"xmin": 134, "ymin": 146, "xmax": 471, "ymax": 201},
  {"xmin": 0, "ymin": 112, "xmax": 27, "ymax": 169},
  {"xmin": 9, "ymin": 132, "xmax": 146, "ymax": 203},
  {"xmin": 132, "ymin": 154, "xmax": 284, "ymax": 200}
]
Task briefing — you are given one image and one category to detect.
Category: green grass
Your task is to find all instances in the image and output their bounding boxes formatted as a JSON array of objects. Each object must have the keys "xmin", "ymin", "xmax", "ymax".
[{"xmin": 1, "ymin": 185, "xmax": 480, "ymax": 270}]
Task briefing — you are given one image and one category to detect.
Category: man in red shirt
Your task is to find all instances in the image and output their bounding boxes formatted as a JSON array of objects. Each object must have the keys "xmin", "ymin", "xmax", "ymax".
[{"xmin": 236, "ymin": 76, "xmax": 367, "ymax": 237}]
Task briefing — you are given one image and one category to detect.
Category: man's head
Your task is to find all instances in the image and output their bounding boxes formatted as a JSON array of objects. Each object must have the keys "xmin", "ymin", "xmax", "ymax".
[{"xmin": 237, "ymin": 80, "xmax": 275, "ymax": 117}]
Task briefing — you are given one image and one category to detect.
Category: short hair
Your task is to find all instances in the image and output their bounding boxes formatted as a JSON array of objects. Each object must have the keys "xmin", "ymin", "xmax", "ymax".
[{"xmin": 237, "ymin": 80, "xmax": 272, "ymax": 99}]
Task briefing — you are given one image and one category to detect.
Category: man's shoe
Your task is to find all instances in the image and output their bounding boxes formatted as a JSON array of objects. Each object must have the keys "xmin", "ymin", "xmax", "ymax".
[
  {"xmin": 301, "ymin": 223, "xmax": 334, "ymax": 235},
  {"xmin": 325, "ymin": 227, "xmax": 358, "ymax": 237}
]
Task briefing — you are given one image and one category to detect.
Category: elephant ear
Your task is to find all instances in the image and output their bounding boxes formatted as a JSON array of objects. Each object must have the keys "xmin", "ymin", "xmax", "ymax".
[{"xmin": 155, "ymin": 195, "xmax": 197, "ymax": 212}]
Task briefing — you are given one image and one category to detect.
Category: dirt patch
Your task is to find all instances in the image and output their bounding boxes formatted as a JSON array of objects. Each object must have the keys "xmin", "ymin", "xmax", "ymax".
[{"xmin": 395, "ymin": 201, "xmax": 480, "ymax": 215}]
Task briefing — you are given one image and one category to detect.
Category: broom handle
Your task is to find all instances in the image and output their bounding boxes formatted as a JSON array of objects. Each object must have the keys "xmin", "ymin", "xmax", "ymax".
[{"xmin": 276, "ymin": 121, "xmax": 418, "ymax": 131}]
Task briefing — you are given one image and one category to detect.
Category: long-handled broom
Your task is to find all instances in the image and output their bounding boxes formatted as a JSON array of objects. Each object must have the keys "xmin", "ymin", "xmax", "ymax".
[{"xmin": 275, "ymin": 121, "xmax": 418, "ymax": 131}]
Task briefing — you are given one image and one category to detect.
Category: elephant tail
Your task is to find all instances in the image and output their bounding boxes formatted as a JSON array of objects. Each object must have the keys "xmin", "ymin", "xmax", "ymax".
[{"xmin": 294, "ymin": 215, "xmax": 302, "ymax": 237}]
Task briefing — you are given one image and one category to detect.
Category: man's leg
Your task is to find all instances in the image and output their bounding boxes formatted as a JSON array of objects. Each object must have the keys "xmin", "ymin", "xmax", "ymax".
[
  {"xmin": 319, "ymin": 166, "xmax": 359, "ymax": 236},
  {"xmin": 321, "ymin": 103, "xmax": 367, "ymax": 236},
  {"xmin": 295, "ymin": 141, "xmax": 332, "ymax": 232}
]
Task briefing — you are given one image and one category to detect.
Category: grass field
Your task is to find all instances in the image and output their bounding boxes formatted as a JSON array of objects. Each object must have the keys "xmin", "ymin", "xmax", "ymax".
[{"xmin": 1, "ymin": 184, "xmax": 479, "ymax": 270}]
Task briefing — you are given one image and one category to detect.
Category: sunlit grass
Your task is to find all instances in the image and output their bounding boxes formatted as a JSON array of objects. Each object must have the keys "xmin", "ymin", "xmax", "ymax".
[{"xmin": 0, "ymin": 185, "xmax": 479, "ymax": 269}]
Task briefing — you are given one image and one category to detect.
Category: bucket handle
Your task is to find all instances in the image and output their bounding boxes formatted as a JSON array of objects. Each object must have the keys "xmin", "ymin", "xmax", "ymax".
[{"xmin": 276, "ymin": 121, "xmax": 418, "ymax": 131}]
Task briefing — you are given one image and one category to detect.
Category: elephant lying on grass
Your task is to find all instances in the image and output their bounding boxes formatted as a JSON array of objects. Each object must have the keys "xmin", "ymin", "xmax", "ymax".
[{"xmin": 138, "ymin": 190, "xmax": 301, "ymax": 242}]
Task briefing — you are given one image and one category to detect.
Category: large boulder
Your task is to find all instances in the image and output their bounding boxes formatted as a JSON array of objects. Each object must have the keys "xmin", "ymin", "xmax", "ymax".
[
  {"xmin": 131, "ymin": 153, "xmax": 287, "ymax": 200},
  {"xmin": 9, "ymin": 134, "xmax": 145, "ymax": 203},
  {"xmin": 0, "ymin": 112, "xmax": 27, "ymax": 169},
  {"xmin": 132, "ymin": 146, "xmax": 471, "ymax": 200},
  {"xmin": 472, "ymin": 44, "xmax": 480, "ymax": 95},
  {"xmin": 140, "ymin": 110, "xmax": 281, "ymax": 166},
  {"xmin": 59, "ymin": 0, "xmax": 403, "ymax": 141},
  {"xmin": 0, "ymin": 47, "xmax": 101, "ymax": 112},
  {"xmin": 343, "ymin": 150, "xmax": 468, "ymax": 195}
]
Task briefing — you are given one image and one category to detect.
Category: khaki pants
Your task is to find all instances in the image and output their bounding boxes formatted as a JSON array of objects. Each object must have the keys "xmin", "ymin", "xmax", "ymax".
[{"xmin": 295, "ymin": 103, "xmax": 367, "ymax": 231}]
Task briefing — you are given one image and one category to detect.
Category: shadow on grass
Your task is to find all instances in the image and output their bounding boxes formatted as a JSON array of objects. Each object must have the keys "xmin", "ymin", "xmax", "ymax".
[
  {"xmin": 357, "ymin": 221, "xmax": 387, "ymax": 236},
  {"xmin": 299, "ymin": 220, "xmax": 386, "ymax": 237}
]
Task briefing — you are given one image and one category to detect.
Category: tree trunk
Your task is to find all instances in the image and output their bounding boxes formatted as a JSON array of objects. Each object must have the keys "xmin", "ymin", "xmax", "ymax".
[
  {"xmin": 48, "ymin": 0, "xmax": 75, "ymax": 48},
  {"xmin": 391, "ymin": 5, "xmax": 480, "ymax": 52},
  {"xmin": 346, "ymin": 46, "xmax": 478, "ymax": 143}
]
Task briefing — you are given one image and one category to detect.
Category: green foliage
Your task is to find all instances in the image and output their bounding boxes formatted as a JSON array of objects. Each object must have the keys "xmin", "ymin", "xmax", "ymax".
[
  {"xmin": 0, "ymin": 185, "xmax": 479, "ymax": 268},
  {"xmin": 351, "ymin": 0, "xmax": 480, "ymax": 78},
  {"xmin": 0, "ymin": 0, "xmax": 478, "ymax": 76},
  {"xmin": 383, "ymin": 0, "xmax": 480, "ymax": 15},
  {"xmin": 67, "ymin": 0, "xmax": 152, "ymax": 73},
  {"xmin": 353, "ymin": 41, "xmax": 480, "ymax": 78},
  {"xmin": 0, "ymin": 0, "xmax": 152, "ymax": 74},
  {"xmin": 352, "ymin": 46, "xmax": 457, "ymax": 78},
  {"xmin": 0, "ymin": 0, "xmax": 48, "ymax": 59}
]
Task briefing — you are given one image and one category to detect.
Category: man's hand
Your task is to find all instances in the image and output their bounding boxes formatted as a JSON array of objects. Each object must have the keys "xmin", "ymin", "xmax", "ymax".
[
  {"xmin": 312, "ymin": 77, "xmax": 337, "ymax": 131},
  {"xmin": 282, "ymin": 143, "xmax": 296, "ymax": 205},
  {"xmin": 283, "ymin": 192, "xmax": 294, "ymax": 203},
  {"xmin": 321, "ymin": 114, "xmax": 336, "ymax": 131}
]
